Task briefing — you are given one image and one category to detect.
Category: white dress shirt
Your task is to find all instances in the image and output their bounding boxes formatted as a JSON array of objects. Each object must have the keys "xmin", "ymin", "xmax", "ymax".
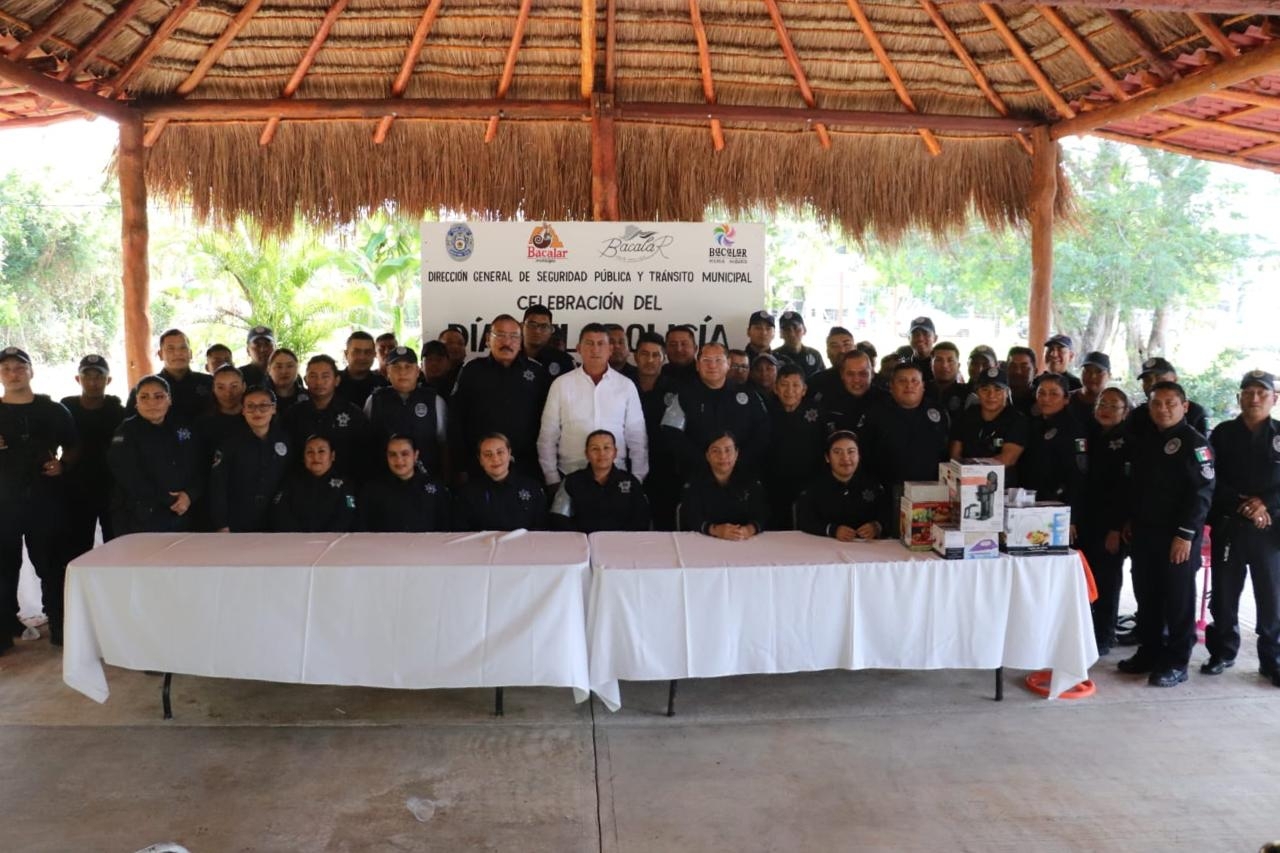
[{"xmin": 537, "ymin": 366, "xmax": 649, "ymax": 484}]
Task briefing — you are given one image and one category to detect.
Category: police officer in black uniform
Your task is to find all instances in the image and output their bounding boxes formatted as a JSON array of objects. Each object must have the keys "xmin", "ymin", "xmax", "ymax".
[
  {"xmin": 205, "ymin": 343, "xmax": 233, "ymax": 375},
  {"xmin": 807, "ymin": 327, "xmax": 855, "ymax": 405},
  {"xmin": 336, "ymin": 331, "xmax": 389, "ymax": 409},
  {"xmin": 271, "ymin": 434, "xmax": 358, "ymax": 533},
  {"xmin": 661, "ymin": 325, "xmax": 700, "ymax": 388},
  {"xmin": 1078, "ymin": 386, "xmax": 1133, "ymax": 655},
  {"xmin": 109, "ymin": 375, "xmax": 205, "ymax": 536},
  {"xmin": 907, "ymin": 316, "xmax": 936, "ymax": 383},
  {"xmin": 1202, "ymin": 370, "xmax": 1280, "ymax": 686},
  {"xmin": 744, "ymin": 310, "xmax": 775, "ymax": 361},
  {"xmin": 1068, "ymin": 351, "xmax": 1111, "ymax": 425},
  {"xmin": 240, "ymin": 325, "xmax": 275, "ymax": 388},
  {"xmin": 1117, "ymin": 381, "xmax": 1214, "ymax": 687},
  {"xmin": 820, "ymin": 350, "xmax": 886, "ymax": 436},
  {"xmin": 127, "ymin": 328, "xmax": 214, "ymax": 421},
  {"xmin": 284, "ymin": 354, "xmax": 372, "ymax": 481},
  {"xmin": 61, "ymin": 355, "xmax": 124, "ymax": 555},
  {"xmin": 1005, "ymin": 346, "xmax": 1038, "ymax": 416},
  {"xmin": 679, "ymin": 431, "xmax": 768, "ymax": 538},
  {"xmin": 448, "ymin": 313, "xmax": 550, "ymax": 483},
  {"xmin": 1128, "ymin": 357, "xmax": 1209, "ymax": 438},
  {"xmin": 454, "ymin": 433, "xmax": 548, "ymax": 531},
  {"xmin": 522, "ymin": 304, "xmax": 576, "ymax": 379},
  {"xmin": 208, "ymin": 387, "xmax": 294, "ymax": 532},
  {"xmin": 661, "ymin": 341, "xmax": 771, "ymax": 483},
  {"xmin": 948, "ymin": 367, "xmax": 1028, "ymax": 484},
  {"xmin": 420, "ymin": 341, "xmax": 455, "ymax": 400},
  {"xmin": 604, "ymin": 324, "xmax": 639, "ymax": 382},
  {"xmin": 1017, "ymin": 373, "xmax": 1088, "ymax": 514},
  {"xmin": 926, "ymin": 341, "xmax": 971, "ymax": 418},
  {"xmin": 0, "ymin": 346, "xmax": 78, "ymax": 651},
  {"xmin": 632, "ymin": 332, "xmax": 680, "ymax": 530},
  {"xmin": 365, "ymin": 346, "xmax": 448, "ymax": 480},
  {"xmin": 550, "ymin": 430, "xmax": 651, "ymax": 532},
  {"xmin": 795, "ymin": 431, "xmax": 887, "ymax": 539},
  {"xmin": 763, "ymin": 364, "xmax": 826, "ymax": 529},
  {"xmin": 773, "ymin": 311, "xmax": 825, "ymax": 378},
  {"xmin": 360, "ymin": 435, "xmax": 451, "ymax": 532},
  {"xmin": 1041, "ymin": 334, "xmax": 1083, "ymax": 393}
]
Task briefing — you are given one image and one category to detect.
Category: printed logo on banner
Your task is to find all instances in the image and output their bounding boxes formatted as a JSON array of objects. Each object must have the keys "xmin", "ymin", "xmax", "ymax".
[
  {"xmin": 527, "ymin": 223, "xmax": 568, "ymax": 261},
  {"xmin": 599, "ymin": 224, "xmax": 674, "ymax": 263},
  {"xmin": 445, "ymin": 223, "xmax": 474, "ymax": 261},
  {"xmin": 708, "ymin": 223, "xmax": 749, "ymax": 265}
]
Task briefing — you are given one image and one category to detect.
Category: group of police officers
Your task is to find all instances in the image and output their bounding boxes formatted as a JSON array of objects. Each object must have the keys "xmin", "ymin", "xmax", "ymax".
[{"xmin": 2, "ymin": 306, "xmax": 1278, "ymax": 692}]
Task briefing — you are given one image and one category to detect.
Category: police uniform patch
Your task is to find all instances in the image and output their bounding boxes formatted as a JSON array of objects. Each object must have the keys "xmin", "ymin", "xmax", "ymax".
[
  {"xmin": 1143, "ymin": 358, "xmax": 1157, "ymax": 370},
  {"xmin": 618, "ymin": 480, "xmax": 632, "ymax": 494},
  {"xmin": 1273, "ymin": 436, "xmax": 1280, "ymax": 454},
  {"xmin": 424, "ymin": 483, "xmax": 438, "ymax": 494},
  {"xmin": 1164, "ymin": 438, "xmax": 1181, "ymax": 455},
  {"xmin": 1202, "ymin": 464, "xmax": 1215, "ymax": 479},
  {"xmin": 274, "ymin": 441, "xmax": 288, "ymax": 457},
  {"xmin": 1044, "ymin": 428, "xmax": 1058, "ymax": 440},
  {"xmin": 518, "ymin": 488, "xmax": 532, "ymax": 502},
  {"xmin": 272, "ymin": 492, "xmax": 282, "ymax": 505},
  {"xmin": 1109, "ymin": 438, "xmax": 1125, "ymax": 451},
  {"xmin": 1194, "ymin": 446, "xmax": 1211, "ymax": 463},
  {"xmin": 548, "ymin": 363, "xmax": 561, "ymax": 376},
  {"xmin": 212, "ymin": 450, "xmax": 223, "ymax": 467},
  {"xmin": 862, "ymin": 489, "xmax": 876, "ymax": 502},
  {"xmin": 329, "ymin": 478, "xmax": 344, "ymax": 489},
  {"xmin": 523, "ymin": 369, "xmax": 535, "ymax": 382},
  {"xmin": 805, "ymin": 354, "xmax": 816, "ymax": 366},
  {"xmin": 663, "ymin": 392, "xmax": 676, "ymax": 407},
  {"xmin": 993, "ymin": 438, "xmax": 1004, "ymax": 448},
  {"xmin": 414, "ymin": 402, "xmax": 429, "ymax": 418},
  {"xmin": 927, "ymin": 408, "xmax": 941, "ymax": 423},
  {"xmin": 1074, "ymin": 438, "xmax": 1087, "ymax": 453},
  {"xmin": 736, "ymin": 392, "xmax": 749, "ymax": 405},
  {"xmin": 3, "ymin": 347, "xmax": 16, "ymax": 355},
  {"xmin": 335, "ymin": 413, "xmax": 350, "ymax": 428},
  {"xmin": 176, "ymin": 428, "xmax": 191, "ymax": 442},
  {"xmin": 111, "ymin": 434, "xmax": 125, "ymax": 444},
  {"xmin": 804, "ymin": 408, "xmax": 818, "ymax": 423},
  {"xmin": 346, "ymin": 495, "xmax": 356, "ymax": 509}
]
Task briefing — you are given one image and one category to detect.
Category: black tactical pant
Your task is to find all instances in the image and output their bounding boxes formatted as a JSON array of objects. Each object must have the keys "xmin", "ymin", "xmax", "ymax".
[
  {"xmin": 1206, "ymin": 522, "xmax": 1280, "ymax": 675},
  {"xmin": 1130, "ymin": 525, "xmax": 1201, "ymax": 671}
]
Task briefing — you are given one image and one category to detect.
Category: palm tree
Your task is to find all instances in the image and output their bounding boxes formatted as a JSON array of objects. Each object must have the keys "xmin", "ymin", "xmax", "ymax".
[{"xmin": 339, "ymin": 211, "xmax": 421, "ymax": 342}]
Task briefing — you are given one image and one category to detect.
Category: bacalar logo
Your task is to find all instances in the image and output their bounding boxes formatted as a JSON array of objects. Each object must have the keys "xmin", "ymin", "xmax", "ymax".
[
  {"xmin": 709, "ymin": 223, "xmax": 748, "ymax": 262},
  {"xmin": 527, "ymin": 223, "xmax": 568, "ymax": 261},
  {"xmin": 599, "ymin": 224, "xmax": 675, "ymax": 263}
]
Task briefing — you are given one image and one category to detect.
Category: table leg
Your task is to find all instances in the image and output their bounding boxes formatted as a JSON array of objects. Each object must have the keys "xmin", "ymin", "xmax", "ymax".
[
  {"xmin": 494, "ymin": 687, "xmax": 504, "ymax": 717},
  {"xmin": 666, "ymin": 680, "xmax": 677, "ymax": 717},
  {"xmin": 162, "ymin": 673, "xmax": 173, "ymax": 720},
  {"xmin": 994, "ymin": 667, "xmax": 1003, "ymax": 702}
]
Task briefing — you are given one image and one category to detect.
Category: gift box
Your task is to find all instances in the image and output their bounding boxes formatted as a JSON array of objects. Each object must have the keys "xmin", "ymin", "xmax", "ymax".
[
  {"xmin": 942, "ymin": 458, "xmax": 1005, "ymax": 532},
  {"xmin": 931, "ymin": 523, "xmax": 1001, "ymax": 560},
  {"xmin": 1002, "ymin": 502, "xmax": 1071, "ymax": 554},
  {"xmin": 899, "ymin": 481, "xmax": 951, "ymax": 551}
]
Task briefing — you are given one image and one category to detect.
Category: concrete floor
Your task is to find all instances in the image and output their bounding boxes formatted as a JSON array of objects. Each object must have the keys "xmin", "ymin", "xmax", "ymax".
[{"xmin": 4, "ymin": 565, "xmax": 1280, "ymax": 851}]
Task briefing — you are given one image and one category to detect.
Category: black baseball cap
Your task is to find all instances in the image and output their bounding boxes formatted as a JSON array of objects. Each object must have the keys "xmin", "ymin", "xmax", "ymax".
[
  {"xmin": 386, "ymin": 346, "xmax": 418, "ymax": 365},
  {"xmin": 748, "ymin": 310, "xmax": 775, "ymax": 327},
  {"xmin": 974, "ymin": 367, "xmax": 1009, "ymax": 389},
  {"xmin": 779, "ymin": 311, "xmax": 804, "ymax": 329},
  {"xmin": 1044, "ymin": 334, "xmax": 1073, "ymax": 350},
  {"xmin": 969, "ymin": 345, "xmax": 998, "ymax": 367},
  {"xmin": 751, "ymin": 352, "xmax": 780, "ymax": 367},
  {"xmin": 0, "ymin": 346, "xmax": 32, "ymax": 365},
  {"xmin": 247, "ymin": 325, "xmax": 275, "ymax": 344},
  {"xmin": 421, "ymin": 341, "xmax": 449, "ymax": 359},
  {"xmin": 1081, "ymin": 351, "xmax": 1111, "ymax": 372},
  {"xmin": 1138, "ymin": 356, "xmax": 1175, "ymax": 379},
  {"xmin": 1240, "ymin": 369, "xmax": 1276, "ymax": 391},
  {"xmin": 909, "ymin": 316, "xmax": 935, "ymax": 335},
  {"xmin": 78, "ymin": 354, "xmax": 110, "ymax": 375}
]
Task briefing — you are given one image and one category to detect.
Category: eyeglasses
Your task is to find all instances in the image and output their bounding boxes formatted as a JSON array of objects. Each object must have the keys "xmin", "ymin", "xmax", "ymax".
[
  {"xmin": 729, "ymin": 364, "xmax": 750, "ymax": 372},
  {"xmin": 244, "ymin": 403, "xmax": 275, "ymax": 412}
]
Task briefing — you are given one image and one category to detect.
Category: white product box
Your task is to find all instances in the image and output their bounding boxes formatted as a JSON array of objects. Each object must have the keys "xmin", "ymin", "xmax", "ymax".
[
  {"xmin": 899, "ymin": 481, "xmax": 951, "ymax": 551},
  {"xmin": 942, "ymin": 458, "xmax": 1005, "ymax": 532},
  {"xmin": 930, "ymin": 523, "xmax": 1001, "ymax": 560},
  {"xmin": 1002, "ymin": 502, "xmax": 1072, "ymax": 554}
]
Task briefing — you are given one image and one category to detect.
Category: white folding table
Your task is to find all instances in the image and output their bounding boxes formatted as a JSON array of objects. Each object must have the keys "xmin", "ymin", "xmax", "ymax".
[{"xmin": 587, "ymin": 531, "xmax": 1098, "ymax": 711}]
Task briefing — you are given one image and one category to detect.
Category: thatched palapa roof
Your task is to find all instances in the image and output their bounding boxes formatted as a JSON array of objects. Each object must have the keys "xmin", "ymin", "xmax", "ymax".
[{"xmin": 1, "ymin": 0, "xmax": 1279, "ymax": 237}]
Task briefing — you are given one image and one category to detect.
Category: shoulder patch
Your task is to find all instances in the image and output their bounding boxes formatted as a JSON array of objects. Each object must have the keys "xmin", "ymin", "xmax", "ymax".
[
  {"xmin": 1194, "ymin": 446, "xmax": 1211, "ymax": 463},
  {"xmin": 1074, "ymin": 437, "xmax": 1087, "ymax": 453},
  {"xmin": 1201, "ymin": 464, "xmax": 1215, "ymax": 479}
]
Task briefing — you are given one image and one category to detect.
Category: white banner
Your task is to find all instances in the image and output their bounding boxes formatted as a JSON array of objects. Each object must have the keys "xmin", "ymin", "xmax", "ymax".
[{"xmin": 420, "ymin": 222, "xmax": 765, "ymax": 354}]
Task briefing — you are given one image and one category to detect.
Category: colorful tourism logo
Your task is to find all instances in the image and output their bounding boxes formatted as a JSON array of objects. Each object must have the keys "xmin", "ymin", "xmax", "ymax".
[
  {"xmin": 527, "ymin": 222, "xmax": 568, "ymax": 261},
  {"xmin": 713, "ymin": 224, "xmax": 735, "ymax": 247},
  {"xmin": 708, "ymin": 223, "xmax": 748, "ymax": 263}
]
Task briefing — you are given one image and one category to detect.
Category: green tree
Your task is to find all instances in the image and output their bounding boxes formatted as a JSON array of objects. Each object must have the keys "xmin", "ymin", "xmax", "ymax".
[{"xmin": 338, "ymin": 210, "xmax": 422, "ymax": 341}]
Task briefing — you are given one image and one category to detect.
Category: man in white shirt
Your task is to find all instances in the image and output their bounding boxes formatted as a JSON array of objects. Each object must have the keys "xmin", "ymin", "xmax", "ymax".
[{"xmin": 538, "ymin": 323, "xmax": 648, "ymax": 489}]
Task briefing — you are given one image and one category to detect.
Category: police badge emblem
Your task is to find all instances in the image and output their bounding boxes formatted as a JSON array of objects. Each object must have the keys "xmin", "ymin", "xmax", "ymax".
[
  {"xmin": 927, "ymin": 408, "xmax": 941, "ymax": 423},
  {"xmin": 1273, "ymin": 435, "xmax": 1280, "ymax": 454},
  {"xmin": 518, "ymin": 489, "xmax": 532, "ymax": 502},
  {"xmin": 804, "ymin": 408, "xmax": 818, "ymax": 423},
  {"xmin": 549, "ymin": 363, "xmax": 561, "ymax": 376},
  {"xmin": 445, "ymin": 223, "xmax": 474, "ymax": 261},
  {"xmin": 329, "ymin": 478, "xmax": 344, "ymax": 489},
  {"xmin": 619, "ymin": 480, "xmax": 631, "ymax": 494},
  {"xmin": 414, "ymin": 403, "xmax": 429, "ymax": 418},
  {"xmin": 736, "ymin": 392, "xmax": 749, "ymax": 405},
  {"xmin": 1201, "ymin": 465, "xmax": 1215, "ymax": 479},
  {"xmin": 274, "ymin": 442, "xmax": 288, "ymax": 456},
  {"xmin": 336, "ymin": 413, "xmax": 350, "ymax": 428},
  {"xmin": 1164, "ymin": 438, "xmax": 1181, "ymax": 455},
  {"xmin": 523, "ymin": 369, "xmax": 535, "ymax": 382},
  {"xmin": 1044, "ymin": 428, "xmax": 1057, "ymax": 440},
  {"xmin": 176, "ymin": 428, "xmax": 191, "ymax": 442},
  {"xmin": 663, "ymin": 392, "xmax": 676, "ymax": 407},
  {"xmin": 425, "ymin": 483, "xmax": 438, "ymax": 494}
]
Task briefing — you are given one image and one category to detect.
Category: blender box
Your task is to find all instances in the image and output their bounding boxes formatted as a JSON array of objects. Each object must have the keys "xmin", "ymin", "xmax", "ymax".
[
  {"xmin": 899, "ymin": 481, "xmax": 951, "ymax": 551},
  {"xmin": 942, "ymin": 458, "xmax": 1005, "ymax": 532},
  {"xmin": 1002, "ymin": 502, "xmax": 1072, "ymax": 554}
]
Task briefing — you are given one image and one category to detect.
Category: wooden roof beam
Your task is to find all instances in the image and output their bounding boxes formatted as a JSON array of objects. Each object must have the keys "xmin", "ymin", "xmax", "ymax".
[
  {"xmin": 100, "ymin": 0, "xmax": 201, "ymax": 98},
  {"xmin": 57, "ymin": 0, "xmax": 150, "ymax": 81},
  {"xmin": 1102, "ymin": 10, "xmax": 1180, "ymax": 82},
  {"xmin": 986, "ymin": 0, "xmax": 1280, "ymax": 14},
  {"xmin": 1189, "ymin": 13, "xmax": 1239, "ymax": 58},
  {"xmin": 5, "ymin": 0, "xmax": 84, "ymax": 61},
  {"xmin": 1037, "ymin": 6, "xmax": 1128, "ymax": 101},
  {"xmin": 1052, "ymin": 38, "xmax": 1280, "ymax": 138},
  {"xmin": 762, "ymin": 0, "xmax": 831, "ymax": 148},
  {"xmin": 979, "ymin": 3, "xmax": 1076, "ymax": 119},
  {"xmin": 144, "ymin": 0, "xmax": 266, "ymax": 147},
  {"xmin": 373, "ymin": 0, "xmax": 444, "ymax": 144},
  {"xmin": 1210, "ymin": 87, "xmax": 1280, "ymax": 111},
  {"xmin": 844, "ymin": 0, "xmax": 941, "ymax": 155},
  {"xmin": 260, "ymin": 0, "xmax": 350, "ymax": 146},
  {"xmin": 485, "ymin": 0, "xmax": 534, "ymax": 143},
  {"xmin": 0, "ymin": 53, "xmax": 133, "ymax": 120},
  {"xmin": 1092, "ymin": 129, "xmax": 1279, "ymax": 173},
  {"xmin": 0, "ymin": 109, "xmax": 87, "ymax": 129},
  {"xmin": 917, "ymin": 0, "xmax": 1032, "ymax": 154},
  {"xmin": 688, "ymin": 0, "xmax": 725, "ymax": 151},
  {"xmin": 581, "ymin": 0, "xmax": 595, "ymax": 100},
  {"xmin": 604, "ymin": 0, "xmax": 616, "ymax": 93},
  {"xmin": 1151, "ymin": 107, "xmax": 1280, "ymax": 144}
]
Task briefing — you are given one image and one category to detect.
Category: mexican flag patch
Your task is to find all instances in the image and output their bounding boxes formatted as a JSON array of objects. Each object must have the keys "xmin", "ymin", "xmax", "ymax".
[
  {"xmin": 1194, "ymin": 446, "xmax": 1212, "ymax": 463},
  {"xmin": 1074, "ymin": 438, "xmax": 1087, "ymax": 453}
]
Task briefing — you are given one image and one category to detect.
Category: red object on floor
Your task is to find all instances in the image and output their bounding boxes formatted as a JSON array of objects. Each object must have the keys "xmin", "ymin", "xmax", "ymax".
[{"xmin": 1024, "ymin": 669, "xmax": 1096, "ymax": 699}]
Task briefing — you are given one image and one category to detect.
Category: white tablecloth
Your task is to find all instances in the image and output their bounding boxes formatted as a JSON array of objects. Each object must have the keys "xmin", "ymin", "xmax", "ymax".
[
  {"xmin": 64, "ymin": 531, "xmax": 592, "ymax": 703},
  {"xmin": 587, "ymin": 531, "xmax": 1098, "ymax": 710}
]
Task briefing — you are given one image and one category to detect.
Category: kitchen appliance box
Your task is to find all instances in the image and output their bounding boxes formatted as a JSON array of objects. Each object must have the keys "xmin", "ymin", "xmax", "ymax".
[
  {"xmin": 931, "ymin": 524, "xmax": 1002, "ymax": 560},
  {"xmin": 941, "ymin": 458, "xmax": 1005, "ymax": 532},
  {"xmin": 1002, "ymin": 502, "xmax": 1072, "ymax": 554},
  {"xmin": 900, "ymin": 481, "xmax": 951, "ymax": 551}
]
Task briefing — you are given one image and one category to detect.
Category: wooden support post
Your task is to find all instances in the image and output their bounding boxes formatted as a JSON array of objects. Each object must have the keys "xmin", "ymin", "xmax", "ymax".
[
  {"xmin": 591, "ymin": 93, "xmax": 619, "ymax": 221},
  {"xmin": 1028, "ymin": 126, "xmax": 1056, "ymax": 353},
  {"xmin": 119, "ymin": 117, "xmax": 152, "ymax": 386}
]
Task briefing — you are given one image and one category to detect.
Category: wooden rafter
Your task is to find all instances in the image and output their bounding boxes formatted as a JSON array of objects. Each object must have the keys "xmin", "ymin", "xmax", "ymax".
[
  {"xmin": 762, "ymin": 0, "xmax": 830, "ymax": 148},
  {"xmin": 1210, "ymin": 87, "xmax": 1280, "ymax": 111},
  {"xmin": 484, "ymin": 0, "xmax": 534, "ymax": 143},
  {"xmin": 260, "ymin": 0, "xmax": 350, "ymax": 146},
  {"xmin": 373, "ymin": 0, "xmax": 444, "ymax": 144},
  {"xmin": 917, "ymin": 0, "xmax": 1032, "ymax": 154},
  {"xmin": 144, "ymin": 0, "xmax": 266, "ymax": 147},
  {"xmin": 1036, "ymin": 6, "xmax": 1127, "ymax": 101},
  {"xmin": 688, "ymin": 0, "xmax": 725, "ymax": 151},
  {"xmin": 1102, "ymin": 10, "xmax": 1180, "ymax": 81},
  {"xmin": 979, "ymin": 3, "xmax": 1076, "ymax": 119},
  {"xmin": 604, "ymin": 0, "xmax": 615, "ymax": 93},
  {"xmin": 5, "ymin": 0, "xmax": 84, "ymax": 61},
  {"xmin": 1051, "ymin": 39, "xmax": 1280, "ymax": 138},
  {"xmin": 101, "ymin": 0, "xmax": 201, "ymax": 98},
  {"xmin": 1093, "ymin": 129, "xmax": 1279, "ymax": 173},
  {"xmin": 57, "ymin": 0, "xmax": 149, "ymax": 82},
  {"xmin": 0, "ymin": 109, "xmax": 85, "ymax": 129},
  {"xmin": 1189, "ymin": 13, "xmax": 1239, "ymax": 58},
  {"xmin": 844, "ymin": 0, "xmax": 940, "ymax": 155},
  {"xmin": 988, "ymin": 0, "xmax": 1280, "ymax": 13},
  {"xmin": 0, "ymin": 53, "xmax": 132, "ymax": 120},
  {"xmin": 1151, "ymin": 108, "xmax": 1280, "ymax": 145},
  {"xmin": 581, "ymin": 0, "xmax": 595, "ymax": 99}
]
